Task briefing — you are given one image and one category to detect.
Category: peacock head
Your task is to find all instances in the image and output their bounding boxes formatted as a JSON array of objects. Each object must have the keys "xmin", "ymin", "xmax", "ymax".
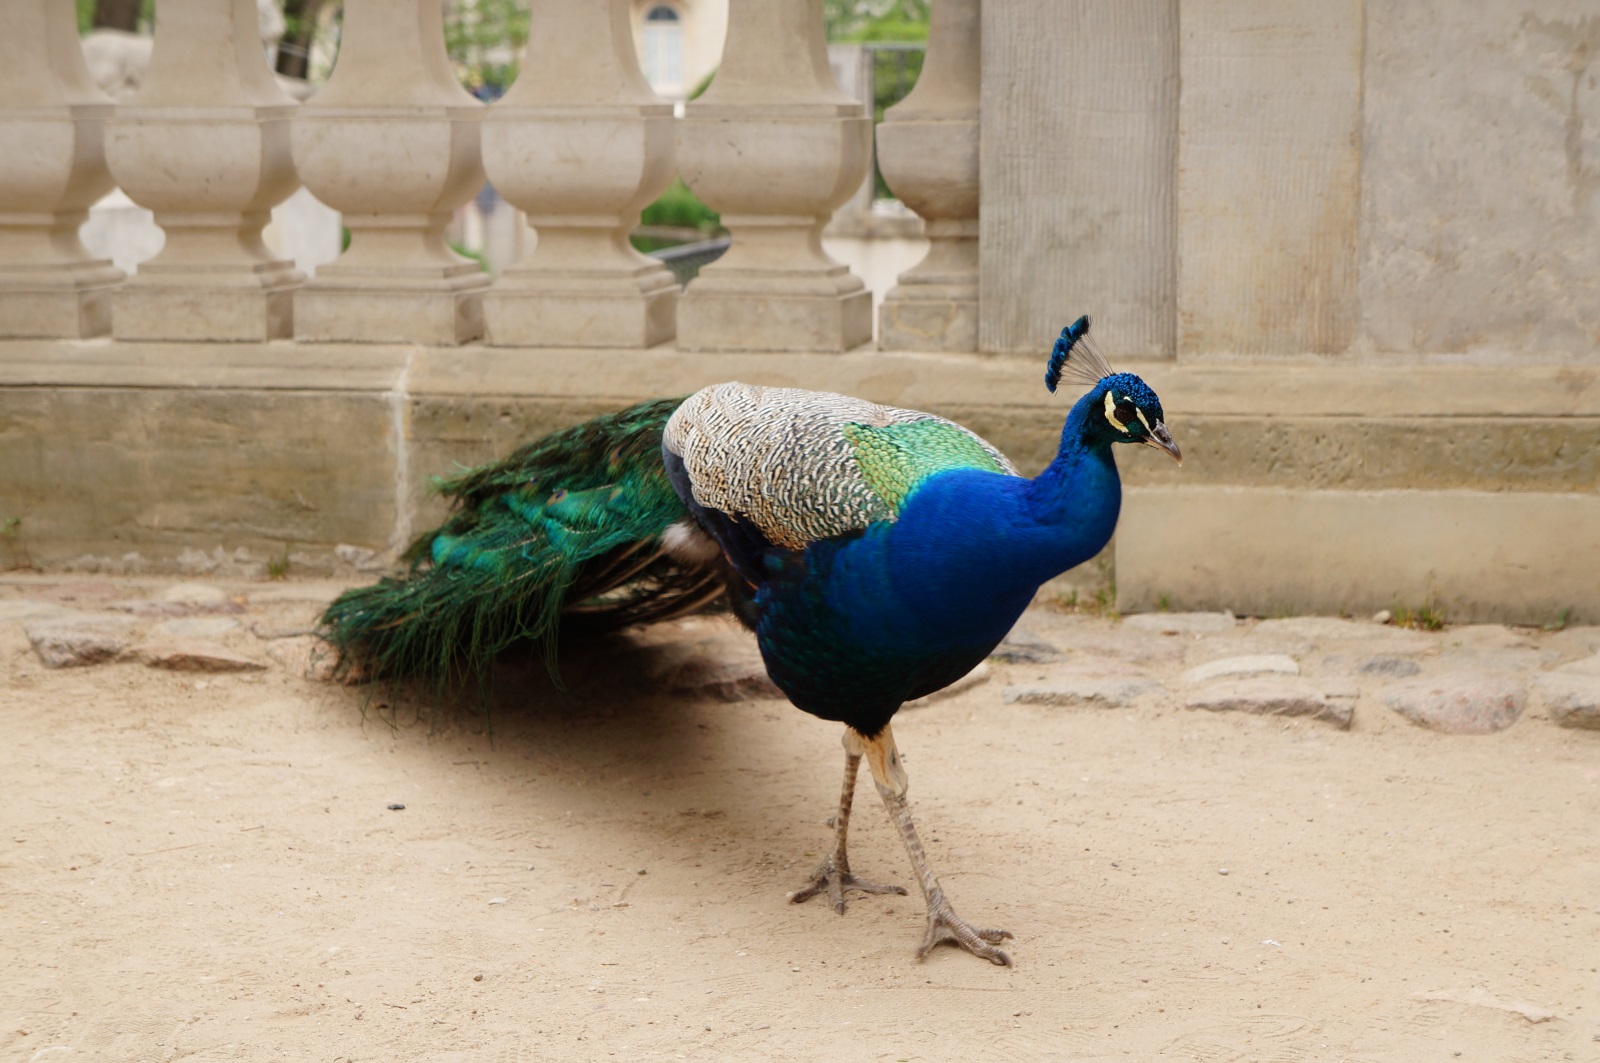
[{"xmin": 1045, "ymin": 316, "xmax": 1182, "ymax": 463}]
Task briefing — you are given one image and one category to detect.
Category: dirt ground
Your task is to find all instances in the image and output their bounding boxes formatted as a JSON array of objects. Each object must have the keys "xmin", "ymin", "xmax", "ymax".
[{"xmin": 2, "ymin": 576, "xmax": 1598, "ymax": 1062}]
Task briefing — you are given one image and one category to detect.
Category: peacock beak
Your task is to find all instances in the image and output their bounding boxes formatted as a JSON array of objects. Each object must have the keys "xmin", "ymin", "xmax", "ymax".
[{"xmin": 1145, "ymin": 422, "xmax": 1182, "ymax": 465}]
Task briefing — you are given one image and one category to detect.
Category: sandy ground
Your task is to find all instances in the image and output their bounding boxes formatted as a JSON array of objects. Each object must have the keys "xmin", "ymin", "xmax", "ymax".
[{"xmin": 2, "ymin": 576, "xmax": 1598, "ymax": 1063}]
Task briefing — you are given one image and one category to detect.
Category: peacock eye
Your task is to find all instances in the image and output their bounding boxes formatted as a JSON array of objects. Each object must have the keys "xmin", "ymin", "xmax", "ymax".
[{"xmin": 1114, "ymin": 402, "xmax": 1137, "ymax": 426}]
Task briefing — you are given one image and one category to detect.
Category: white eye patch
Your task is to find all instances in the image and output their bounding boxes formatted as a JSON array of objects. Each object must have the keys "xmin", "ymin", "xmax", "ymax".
[{"xmin": 1103, "ymin": 392, "xmax": 1131, "ymax": 434}]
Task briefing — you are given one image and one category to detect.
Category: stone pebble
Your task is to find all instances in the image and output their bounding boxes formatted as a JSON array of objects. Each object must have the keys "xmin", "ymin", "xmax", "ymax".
[
  {"xmin": 1183, "ymin": 677, "xmax": 1355, "ymax": 729},
  {"xmin": 1358, "ymin": 656, "xmax": 1422, "ymax": 679},
  {"xmin": 24, "ymin": 615, "xmax": 139, "ymax": 668},
  {"xmin": 137, "ymin": 641, "xmax": 267, "ymax": 673},
  {"xmin": 1004, "ymin": 674, "xmax": 1162, "ymax": 709},
  {"xmin": 1379, "ymin": 672, "xmax": 1525, "ymax": 734},
  {"xmin": 1181, "ymin": 654, "xmax": 1299, "ymax": 684},
  {"xmin": 1534, "ymin": 654, "xmax": 1600, "ymax": 729}
]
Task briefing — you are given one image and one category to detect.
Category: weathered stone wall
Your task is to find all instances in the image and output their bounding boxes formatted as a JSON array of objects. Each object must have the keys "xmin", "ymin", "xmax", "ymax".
[
  {"xmin": 5, "ymin": 342, "xmax": 1596, "ymax": 623},
  {"xmin": 1360, "ymin": 1, "xmax": 1600, "ymax": 355},
  {"xmin": 981, "ymin": 0, "xmax": 1600, "ymax": 359}
]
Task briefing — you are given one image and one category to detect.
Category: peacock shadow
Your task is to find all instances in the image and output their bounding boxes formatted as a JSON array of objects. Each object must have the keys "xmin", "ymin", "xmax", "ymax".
[{"xmin": 337, "ymin": 620, "xmax": 826, "ymax": 861}]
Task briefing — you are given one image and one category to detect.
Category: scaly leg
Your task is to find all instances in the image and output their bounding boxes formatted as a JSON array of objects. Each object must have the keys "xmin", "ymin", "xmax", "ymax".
[
  {"xmin": 858, "ymin": 724, "xmax": 1013, "ymax": 966},
  {"xmin": 790, "ymin": 730, "xmax": 908, "ymax": 914}
]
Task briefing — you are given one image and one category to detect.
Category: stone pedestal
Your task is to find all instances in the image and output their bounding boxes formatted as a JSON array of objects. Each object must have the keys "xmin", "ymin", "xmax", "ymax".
[
  {"xmin": 676, "ymin": 0, "xmax": 872, "ymax": 353},
  {"xmin": 482, "ymin": 0, "xmax": 678, "ymax": 348},
  {"xmin": 875, "ymin": 0, "xmax": 980, "ymax": 352},
  {"xmin": 104, "ymin": 0, "xmax": 303, "ymax": 341},
  {"xmin": 291, "ymin": 0, "xmax": 488, "ymax": 344},
  {"xmin": 0, "ymin": 0, "xmax": 124, "ymax": 338}
]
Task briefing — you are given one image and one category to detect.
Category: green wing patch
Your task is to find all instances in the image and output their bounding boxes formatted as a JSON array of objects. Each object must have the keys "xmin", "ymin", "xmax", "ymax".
[{"xmin": 844, "ymin": 419, "xmax": 1010, "ymax": 512}]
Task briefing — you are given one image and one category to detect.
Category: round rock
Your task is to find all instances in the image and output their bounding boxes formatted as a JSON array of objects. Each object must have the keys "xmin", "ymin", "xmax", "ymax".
[
  {"xmin": 1182, "ymin": 654, "xmax": 1299, "ymax": 684},
  {"xmin": 1379, "ymin": 673, "xmax": 1525, "ymax": 734}
]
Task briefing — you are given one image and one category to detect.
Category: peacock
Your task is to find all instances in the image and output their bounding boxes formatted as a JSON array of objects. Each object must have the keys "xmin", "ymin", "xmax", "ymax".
[{"xmin": 321, "ymin": 316, "xmax": 1181, "ymax": 966}]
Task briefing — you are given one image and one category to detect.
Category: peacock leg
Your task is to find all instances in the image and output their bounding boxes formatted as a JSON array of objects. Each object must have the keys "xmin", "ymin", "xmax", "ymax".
[
  {"xmin": 859, "ymin": 723, "xmax": 1014, "ymax": 966},
  {"xmin": 789, "ymin": 730, "xmax": 908, "ymax": 914}
]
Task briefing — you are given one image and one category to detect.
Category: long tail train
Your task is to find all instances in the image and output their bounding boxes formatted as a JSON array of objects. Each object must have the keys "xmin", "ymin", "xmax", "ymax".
[{"xmin": 319, "ymin": 397, "xmax": 723, "ymax": 686}]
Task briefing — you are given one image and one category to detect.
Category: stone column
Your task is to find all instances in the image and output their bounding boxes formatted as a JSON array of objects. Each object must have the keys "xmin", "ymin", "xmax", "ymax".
[
  {"xmin": 876, "ymin": 0, "xmax": 979, "ymax": 351},
  {"xmin": 1178, "ymin": 2, "xmax": 1361, "ymax": 357},
  {"xmin": 291, "ymin": 0, "xmax": 488, "ymax": 344},
  {"xmin": 104, "ymin": 0, "xmax": 303, "ymax": 341},
  {"xmin": 676, "ymin": 0, "xmax": 872, "ymax": 353},
  {"xmin": 481, "ymin": 0, "xmax": 677, "ymax": 348},
  {"xmin": 979, "ymin": 0, "xmax": 1177, "ymax": 357},
  {"xmin": 0, "ymin": 0, "xmax": 124, "ymax": 338}
]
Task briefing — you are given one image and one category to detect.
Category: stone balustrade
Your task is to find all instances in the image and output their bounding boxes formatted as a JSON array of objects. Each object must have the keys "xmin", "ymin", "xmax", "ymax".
[
  {"xmin": 0, "ymin": 0, "xmax": 123, "ymax": 338},
  {"xmin": 0, "ymin": 0, "xmax": 975, "ymax": 352}
]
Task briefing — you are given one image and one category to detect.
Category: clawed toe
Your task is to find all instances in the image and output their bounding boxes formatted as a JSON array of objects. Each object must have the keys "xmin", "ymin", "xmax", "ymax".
[
  {"xmin": 917, "ymin": 897, "xmax": 1014, "ymax": 966},
  {"xmin": 790, "ymin": 860, "xmax": 907, "ymax": 915}
]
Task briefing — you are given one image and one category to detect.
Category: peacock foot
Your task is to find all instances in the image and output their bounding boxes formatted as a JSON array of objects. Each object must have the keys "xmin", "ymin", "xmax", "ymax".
[
  {"xmin": 918, "ymin": 891, "xmax": 1014, "ymax": 967},
  {"xmin": 789, "ymin": 858, "xmax": 907, "ymax": 915}
]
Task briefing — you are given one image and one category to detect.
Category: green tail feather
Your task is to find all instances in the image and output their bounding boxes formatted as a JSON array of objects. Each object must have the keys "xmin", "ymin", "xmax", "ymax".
[{"xmin": 320, "ymin": 396, "xmax": 718, "ymax": 686}]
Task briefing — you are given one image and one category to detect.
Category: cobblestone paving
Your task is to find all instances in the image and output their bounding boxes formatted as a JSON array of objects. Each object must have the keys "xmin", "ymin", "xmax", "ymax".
[{"xmin": 5, "ymin": 575, "xmax": 1598, "ymax": 732}]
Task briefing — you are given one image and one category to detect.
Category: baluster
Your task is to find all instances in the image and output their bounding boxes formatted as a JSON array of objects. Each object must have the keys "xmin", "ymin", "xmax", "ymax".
[
  {"xmin": 676, "ymin": 0, "xmax": 872, "ymax": 352},
  {"xmin": 0, "ymin": 0, "xmax": 124, "ymax": 338},
  {"xmin": 291, "ymin": 0, "xmax": 487, "ymax": 344},
  {"xmin": 876, "ymin": 0, "xmax": 979, "ymax": 351},
  {"xmin": 481, "ymin": 0, "xmax": 677, "ymax": 348},
  {"xmin": 104, "ymin": 0, "xmax": 302, "ymax": 341}
]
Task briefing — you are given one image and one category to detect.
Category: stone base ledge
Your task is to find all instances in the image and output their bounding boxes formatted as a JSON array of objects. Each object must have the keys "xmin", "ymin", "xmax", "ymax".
[
  {"xmin": 1, "ymin": 339, "xmax": 1595, "ymax": 622},
  {"xmin": 484, "ymin": 285, "xmax": 677, "ymax": 349},
  {"xmin": 2, "ymin": 339, "xmax": 1596, "ymax": 415},
  {"xmin": 878, "ymin": 295, "xmax": 978, "ymax": 353},
  {"xmin": 1118, "ymin": 486, "xmax": 1600, "ymax": 626},
  {"xmin": 0, "ymin": 288, "xmax": 114, "ymax": 339},
  {"xmin": 676, "ymin": 288, "xmax": 873, "ymax": 353},
  {"xmin": 112, "ymin": 285, "xmax": 296, "ymax": 342},
  {"xmin": 294, "ymin": 288, "xmax": 486, "ymax": 345}
]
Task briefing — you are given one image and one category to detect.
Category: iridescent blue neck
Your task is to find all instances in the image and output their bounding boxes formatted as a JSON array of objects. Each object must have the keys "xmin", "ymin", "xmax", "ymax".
[{"xmin": 1024, "ymin": 382, "xmax": 1121, "ymax": 537}]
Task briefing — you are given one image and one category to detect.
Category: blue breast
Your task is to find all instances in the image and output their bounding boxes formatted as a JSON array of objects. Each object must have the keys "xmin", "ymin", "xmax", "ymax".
[{"xmin": 754, "ymin": 454, "xmax": 1122, "ymax": 733}]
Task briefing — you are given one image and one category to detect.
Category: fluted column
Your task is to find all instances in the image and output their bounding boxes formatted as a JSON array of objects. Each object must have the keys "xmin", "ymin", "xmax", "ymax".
[
  {"xmin": 676, "ymin": 0, "xmax": 872, "ymax": 353},
  {"xmin": 482, "ymin": 0, "xmax": 677, "ymax": 348},
  {"xmin": 291, "ymin": 0, "xmax": 488, "ymax": 344},
  {"xmin": 876, "ymin": 0, "xmax": 979, "ymax": 351},
  {"xmin": 104, "ymin": 0, "xmax": 302, "ymax": 341},
  {"xmin": 0, "ymin": 0, "xmax": 123, "ymax": 338}
]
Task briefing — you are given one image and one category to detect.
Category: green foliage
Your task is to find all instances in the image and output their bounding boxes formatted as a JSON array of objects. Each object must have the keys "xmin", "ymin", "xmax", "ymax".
[
  {"xmin": 443, "ymin": 0, "xmax": 530, "ymax": 94},
  {"xmin": 2, "ymin": 517, "xmax": 37, "ymax": 572},
  {"xmin": 79, "ymin": 0, "xmax": 155, "ymax": 33},
  {"xmin": 1542, "ymin": 607, "xmax": 1572, "ymax": 633},
  {"xmin": 1391, "ymin": 598, "xmax": 1447, "ymax": 631},
  {"xmin": 449, "ymin": 241, "xmax": 489, "ymax": 273},
  {"xmin": 1052, "ymin": 582, "xmax": 1119, "ymax": 619},
  {"xmin": 1156, "ymin": 592, "xmax": 1172, "ymax": 612},
  {"xmin": 267, "ymin": 545, "xmax": 291, "ymax": 581},
  {"xmin": 638, "ymin": 178, "xmax": 721, "ymax": 234},
  {"xmin": 824, "ymin": 0, "xmax": 930, "ymax": 41}
]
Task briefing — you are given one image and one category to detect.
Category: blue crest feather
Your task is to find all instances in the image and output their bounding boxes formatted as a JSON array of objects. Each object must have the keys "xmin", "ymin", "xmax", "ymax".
[{"xmin": 1044, "ymin": 315, "xmax": 1114, "ymax": 394}]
